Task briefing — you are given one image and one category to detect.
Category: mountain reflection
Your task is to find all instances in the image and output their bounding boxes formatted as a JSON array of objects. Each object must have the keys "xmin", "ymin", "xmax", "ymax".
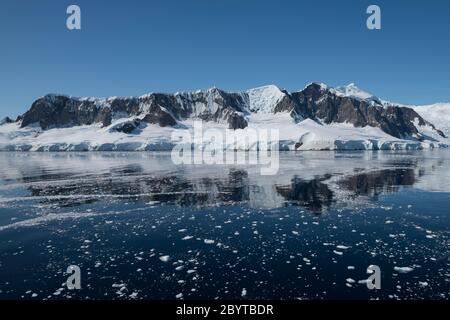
[
  {"xmin": 337, "ymin": 168, "xmax": 415, "ymax": 200},
  {"xmin": 275, "ymin": 175, "xmax": 334, "ymax": 212},
  {"xmin": 25, "ymin": 164, "xmax": 418, "ymax": 212},
  {"xmin": 27, "ymin": 167, "xmax": 251, "ymax": 208}
]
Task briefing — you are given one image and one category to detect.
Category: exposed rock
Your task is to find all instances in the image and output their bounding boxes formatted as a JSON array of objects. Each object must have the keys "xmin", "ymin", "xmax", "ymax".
[
  {"xmin": 141, "ymin": 105, "xmax": 177, "ymax": 127},
  {"xmin": 0, "ymin": 116, "xmax": 14, "ymax": 125},
  {"xmin": 227, "ymin": 112, "xmax": 248, "ymax": 129},
  {"xmin": 285, "ymin": 83, "xmax": 445, "ymax": 140},
  {"xmin": 15, "ymin": 83, "xmax": 446, "ymax": 141},
  {"xmin": 21, "ymin": 95, "xmax": 110, "ymax": 129},
  {"xmin": 109, "ymin": 119, "xmax": 143, "ymax": 134},
  {"xmin": 20, "ymin": 89, "xmax": 249, "ymax": 131}
]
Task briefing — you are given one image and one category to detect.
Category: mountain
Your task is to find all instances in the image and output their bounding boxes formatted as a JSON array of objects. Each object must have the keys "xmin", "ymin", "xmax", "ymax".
[
  {"xmin": 18, "ymin": 89, "xmax": 249, "ymax": 130},
  {"xmin": 412, "ymin": 103, "xmax": 450, "ymax": 138},
  {"xmin": 245, "ymin": 85, "xmax": 288, "ymax": 113},
  {"xmin": 0, "ymin": 83, "xmax": 448, "ymax": 152},
  {"xmin": 331, "ymin": 83, "xmax": 383, "ymax": 105},
  {"xmin": 0, "ymin": 117, "xmax": 13, "ymax": 125}
]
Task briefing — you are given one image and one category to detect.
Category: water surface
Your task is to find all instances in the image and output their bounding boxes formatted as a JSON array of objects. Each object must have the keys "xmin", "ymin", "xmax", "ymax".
[{"xmin": 0, "ymin": 151, "xmax": 449, "ymax": 299}]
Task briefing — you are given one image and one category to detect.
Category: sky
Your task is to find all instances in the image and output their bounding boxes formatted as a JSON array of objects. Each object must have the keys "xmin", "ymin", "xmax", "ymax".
[{"xmin": 1, "ymin": 0, "xmax": 450, "ymax": 118}]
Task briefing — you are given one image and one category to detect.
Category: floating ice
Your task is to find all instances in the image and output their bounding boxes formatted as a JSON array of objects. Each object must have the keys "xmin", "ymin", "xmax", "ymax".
[
  {"xmin": 159, "ymin": 255, "xmax": 170, "ymax": 262},
  {"xmin": 394, "ymin": 266, "xmax": 414, "ymax": 273}
]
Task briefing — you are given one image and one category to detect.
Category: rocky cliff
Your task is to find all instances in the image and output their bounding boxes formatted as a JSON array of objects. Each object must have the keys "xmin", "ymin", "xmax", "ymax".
[{"xmin": 16, "ymin": 83, "xmax": 445, "ymax": 141}]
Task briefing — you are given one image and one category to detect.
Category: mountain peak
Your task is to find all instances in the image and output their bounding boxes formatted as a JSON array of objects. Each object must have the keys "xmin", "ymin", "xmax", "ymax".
[
  {"xmin": 0, "ymin": 116, "xmax": 14, "ymax": 125},
  {"xmin": 246, "ymin": 85, "xmax": 286, "ymax": 113},
  {"xmin": 331, "ymin": 83, "xmax": 381, "ymax": 104},
  {"xmin": 303, "ymin": 82, "xmax": 329, "ymax": 91}
]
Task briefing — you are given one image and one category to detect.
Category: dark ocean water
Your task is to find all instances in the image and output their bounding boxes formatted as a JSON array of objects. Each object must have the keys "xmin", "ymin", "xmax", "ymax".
[{"xmin": 0, "ymin": 151, "xmax": 449, "ymax": 300}]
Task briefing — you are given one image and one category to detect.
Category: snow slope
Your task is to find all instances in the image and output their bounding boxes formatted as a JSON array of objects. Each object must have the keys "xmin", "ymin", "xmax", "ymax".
[
  {"xmin": 0, "ymin": 111, "xmax": 445, "ymax": 152},
  {"xmin": 245, "ymin": 85, "xmax": 286, "ymax": 113},
  {"xmin": 412, "ymin": 103, "xmax": 450, "ymax": 137},
  {"xmin": 332, "ymin": 83, "xmax": 378, "ymax": 102}
]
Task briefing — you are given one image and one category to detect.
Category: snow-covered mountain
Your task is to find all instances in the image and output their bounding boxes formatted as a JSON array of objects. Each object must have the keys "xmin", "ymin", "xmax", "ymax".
[
  {"xmin": 329, "ymin": 83, "xmax": 383, "ymax": 106},
  {"xmin": 0, "ymin": 117, "xmax": 13, "ymax": 126},
  {"xmin": 245, "ymin": 85, "xmax": 287, "ymax": 113},
  {"xmin": 412, "ymin": 103, "xmax": 450, "ymax": 138},
  {"xmin": 0, "ymin": 83, "xmax": 448, "ymax": 151}
]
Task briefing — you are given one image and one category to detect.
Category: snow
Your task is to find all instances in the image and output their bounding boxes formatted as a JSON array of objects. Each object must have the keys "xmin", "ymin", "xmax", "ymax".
[
  {"xmin": 413, "ymin": 103, "xmax": 450, "ymax": 137},
  {"xmin": 246, "ymin": 85, "xmax": 286, "ymax": 113},
  {"xmin": 0, "ymin": 112, "xmax": 447, "ymax": 151},
  {"xmin": 1, "ymin": 83, "xmax": 449, "ymax": 152},
  {"xmin": 332, "ymin": 83, "xmax": 377, "ymax": 102},
  {"xmin": 0, "ymin": 117, "xmax": 12, "ymax": 125},
  {"xmin": 304, "ymin": 82, "xmax": 328, "ymax": 91},
  {"xmin": 175, "ymin": 89, "xmax": 235, "ymax": 117}
]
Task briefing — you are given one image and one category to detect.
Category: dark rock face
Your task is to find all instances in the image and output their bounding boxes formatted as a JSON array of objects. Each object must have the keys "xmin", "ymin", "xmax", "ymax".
[
  {"xmin": 141, "ymin": 105, "xmax": 177, "ymax": 127},
  {"xmin": 20, "ymin": 89, "xmax": 250, "ymax": 131},
  {"xmin": 18, "ymin": 84, "xmax": 445, "ymax": 141},
  {"xmin": 274, "ymin": 95, "xmax": 305, "ymax": 119},
  {"xmin": 109, "ymin": 119, "xmax": 143, "ymax": 134},
  {"xmin": 0, "ymin": 116, "xmax": 14, "ymax": 125},
  {"xmin": 227, "ymin": 112, "xmax": 248, "ymax": 130},
  {"xmin": 20, "ymin": 95, "xmax": 112, "ymax": 129},
  {"xmin": 282, "ymin": 83, "xmax": 445, "ymax": 140},
  {"xmin": 183, "ymin": 89, "xmax": 248, "ymax": 129}
]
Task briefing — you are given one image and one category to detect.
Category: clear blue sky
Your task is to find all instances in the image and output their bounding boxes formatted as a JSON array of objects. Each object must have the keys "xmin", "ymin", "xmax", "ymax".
[{"xmin": 1, "ymin": 0, "xmax": 450, "ymax": 118}]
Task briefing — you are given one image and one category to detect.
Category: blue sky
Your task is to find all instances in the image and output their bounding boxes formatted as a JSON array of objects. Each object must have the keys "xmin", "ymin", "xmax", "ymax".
[{"xmin": 1, "ymin": 0, "xmax": 450, "ymax": 118}]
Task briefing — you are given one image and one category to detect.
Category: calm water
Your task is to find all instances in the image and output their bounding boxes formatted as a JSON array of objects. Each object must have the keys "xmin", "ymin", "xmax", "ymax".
[{"xmin": 0, "ymin": 151, "xmax": 449, "ymax": 300}]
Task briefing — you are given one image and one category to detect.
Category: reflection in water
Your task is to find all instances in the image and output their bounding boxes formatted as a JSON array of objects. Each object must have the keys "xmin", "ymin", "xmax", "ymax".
[
  {"xmin": 26, "ymin": 167, "xmax": 251, "ymax": 208},
  {"xmin": 0, "ymin": 152, "xmax": 449, "ymax": 300},
  {"xmin": 0, "ymin": 151, "xmax": 449, "ymax": 213},
  {"xmin": 276, "ymin": 175, "xmax": 334, "ymax": 212},
  {"xmin": 337, "ymin": 169, "xmax": 416, "ymax": 200},
  {"xmin": 19, "ymin": 162, "xmax": 420, "ymax": 211}
]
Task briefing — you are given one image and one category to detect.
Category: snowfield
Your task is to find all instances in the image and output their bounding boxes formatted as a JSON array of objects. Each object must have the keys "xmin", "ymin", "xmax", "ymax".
[
  {"xmin": 413, "ymin": 103, "xmax": 450, "ymax": 138},
  {"xmin": 331, "ymin": 83, "xmax": 381, "ymax": 105},
  {"xmin": 0, "ymin": 111, "xmax": 447, "ymax": 152},
  {"xmin": 246, "ymin": 85, "xmax": 286, "ymax": 113}
]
